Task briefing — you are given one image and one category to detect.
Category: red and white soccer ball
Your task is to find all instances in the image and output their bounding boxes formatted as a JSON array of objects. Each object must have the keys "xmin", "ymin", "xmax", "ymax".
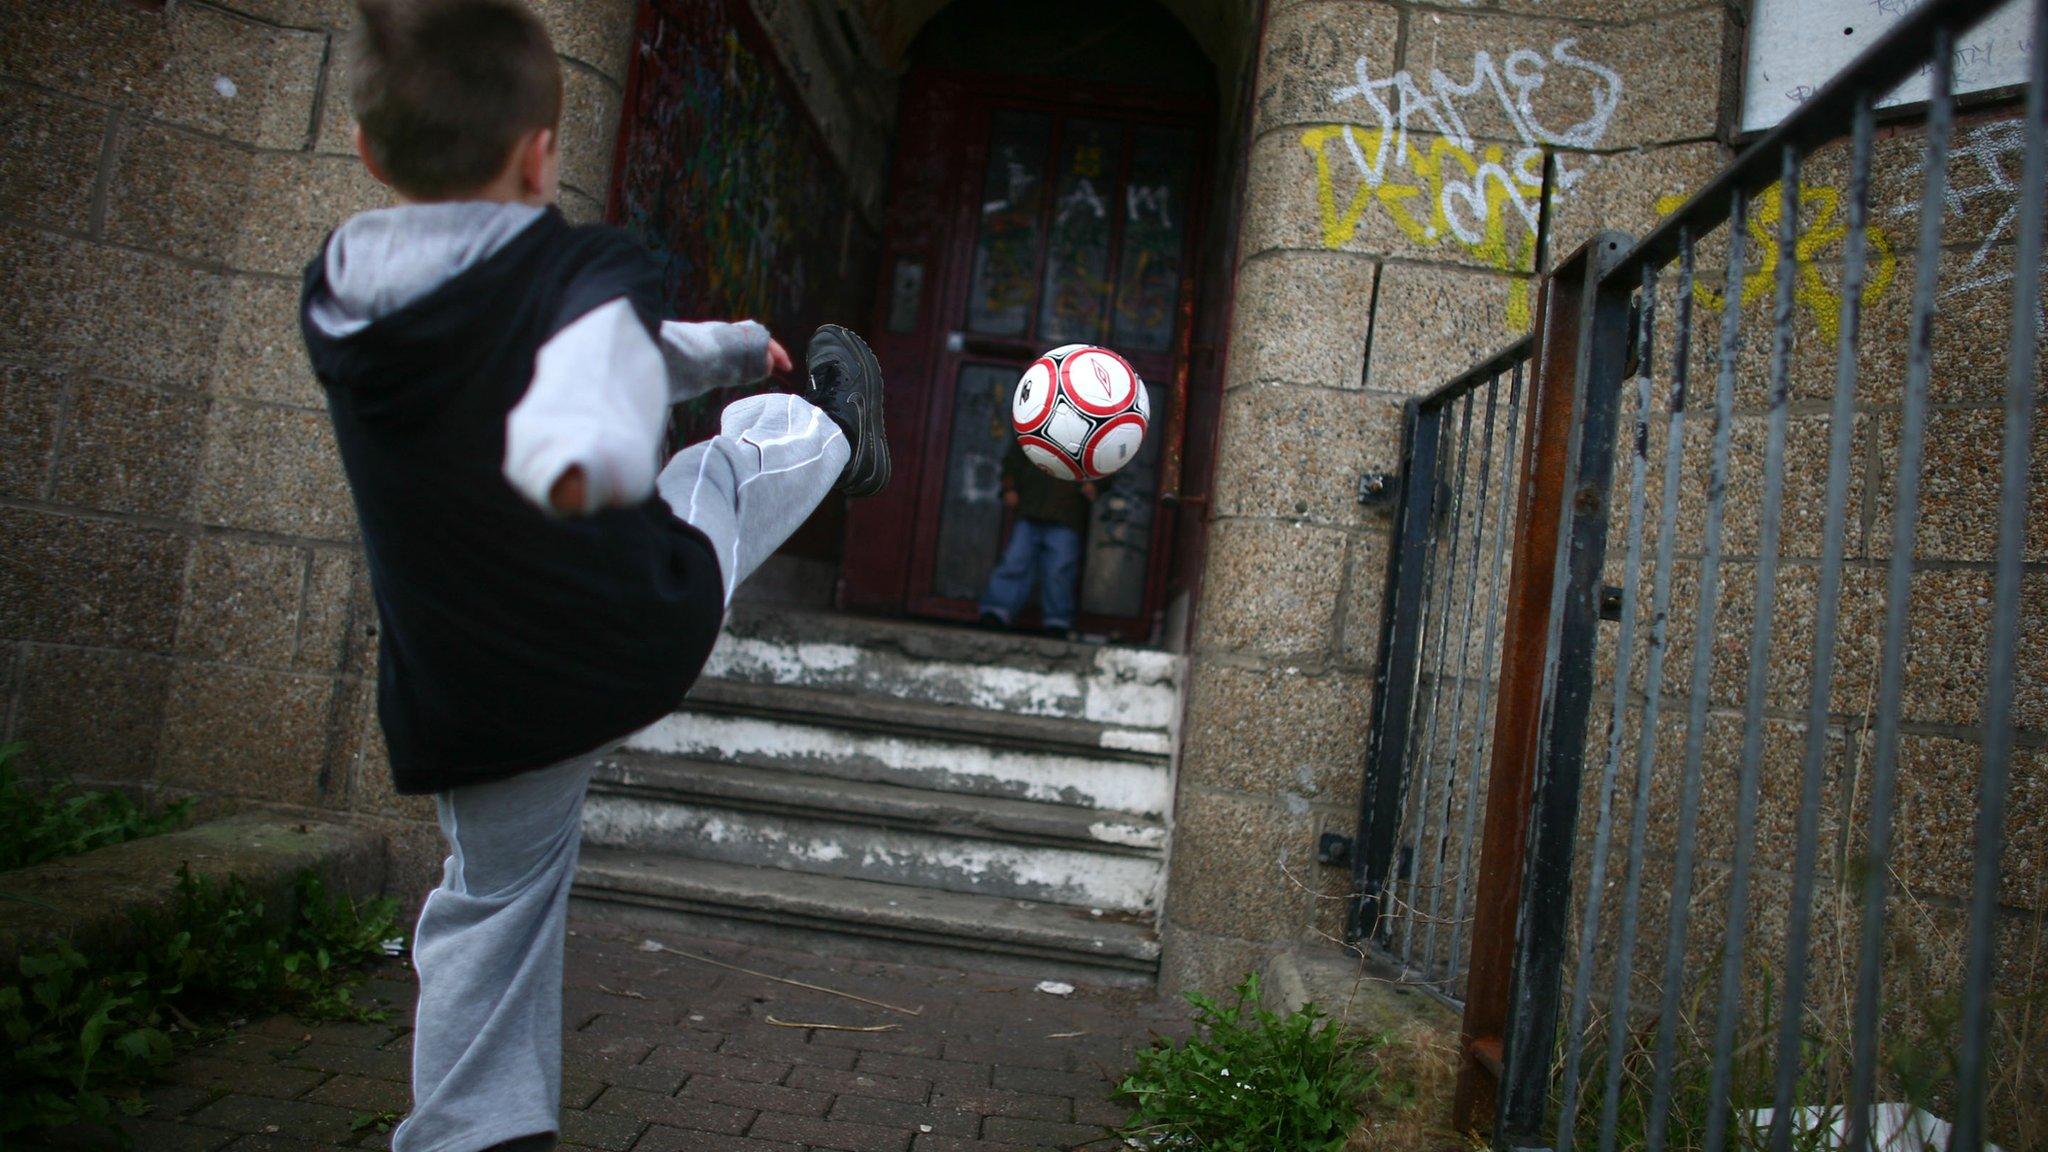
[{"xmin": 1011, "ymin": 344, "xmax": 1150, "ymax": 482}]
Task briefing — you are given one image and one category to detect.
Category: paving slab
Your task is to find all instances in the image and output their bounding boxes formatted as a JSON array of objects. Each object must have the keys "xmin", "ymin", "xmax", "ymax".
[{"xmin": 30, "ymin": 916, "xmax": 1194, "ymax": 1151}]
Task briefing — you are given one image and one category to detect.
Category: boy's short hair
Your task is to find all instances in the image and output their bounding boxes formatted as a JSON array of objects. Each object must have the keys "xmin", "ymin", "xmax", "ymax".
[{"xmin": 349, "ymin": 0, "xmax": 562, "ymax": 199}]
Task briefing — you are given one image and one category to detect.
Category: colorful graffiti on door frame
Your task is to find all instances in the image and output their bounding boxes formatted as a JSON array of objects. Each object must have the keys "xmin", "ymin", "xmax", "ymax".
[{"xmin": 609, "ymin": 0, "xmax": 878, "ymax": 436}]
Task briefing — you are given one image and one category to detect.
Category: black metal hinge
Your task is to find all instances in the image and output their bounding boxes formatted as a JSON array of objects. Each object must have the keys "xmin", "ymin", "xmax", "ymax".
[{"xmin": 1317, "ymin": 832, "xmax": 1353, "ymax": 866}]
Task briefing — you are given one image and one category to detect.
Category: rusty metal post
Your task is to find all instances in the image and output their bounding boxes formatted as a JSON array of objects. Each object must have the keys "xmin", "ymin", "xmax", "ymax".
[
  {"xmin": 1495, "ymin": 231, "xmax": 1633, "ymax": 1146},
  {"xmin": 1450, "ymin": 238, "xmax": 1595, "ymax": 1137}
]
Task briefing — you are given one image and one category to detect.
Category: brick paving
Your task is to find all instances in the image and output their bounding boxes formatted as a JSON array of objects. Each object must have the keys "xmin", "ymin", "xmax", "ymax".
[{"xmin": 32, "ymin": 918, "xmax": 1192, "ymax": 1152}]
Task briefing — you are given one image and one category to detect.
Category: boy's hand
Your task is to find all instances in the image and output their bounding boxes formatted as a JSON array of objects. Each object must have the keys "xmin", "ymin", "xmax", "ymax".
[
  {"xmin": 548, "ymin": 466, "xmax": 589, "ymax": 515},
  {"xmin": 767, "ymin": 338, "xmax": 792, "ymax": 376},
  {"xmin": 1002, "ymin": 490, "xmax": 1020, "ymax": 511},
  {"xmin": 1079, "ymin": 482, "xmax": 1099, "ymax": 501}
]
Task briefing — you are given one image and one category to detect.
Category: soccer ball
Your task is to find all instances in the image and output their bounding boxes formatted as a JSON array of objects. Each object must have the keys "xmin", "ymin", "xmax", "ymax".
[{"xmin": 1010, "ymin": 344, "xmax": 1151, "ymax": 482}]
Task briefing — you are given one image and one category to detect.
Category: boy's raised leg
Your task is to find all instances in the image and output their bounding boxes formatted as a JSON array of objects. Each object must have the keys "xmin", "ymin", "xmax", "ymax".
[
  {"xmin": 655, "ymin": 325, "xmax": 885, "ymax": 602},
  {"xmin": 657, "ymin": 392, "xmax": 850, "ymax": 604}
]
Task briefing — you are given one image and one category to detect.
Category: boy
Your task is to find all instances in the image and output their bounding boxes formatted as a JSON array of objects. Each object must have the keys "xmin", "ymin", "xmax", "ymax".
[
  {"xmin": 297, "ymin": 3, "xmax": 888, "ymax": 1149},
  {"xmin": 976, "ymin": 441, "xmax": 1095, "ymax": 637}
]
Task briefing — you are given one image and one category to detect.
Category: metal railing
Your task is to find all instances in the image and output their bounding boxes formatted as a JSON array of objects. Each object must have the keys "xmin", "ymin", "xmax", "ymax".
[
  {"xmin": 1351, "ymin": 0, "xmax": 2044, "ymax": 1147},
  {"xmin": 1351, "ymin": 337, "xmax": 1532, "ymax": 999}
]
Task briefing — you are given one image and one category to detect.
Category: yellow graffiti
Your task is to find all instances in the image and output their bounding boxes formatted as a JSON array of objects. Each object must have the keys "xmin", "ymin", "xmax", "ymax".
[
  {"xmin": 1302, "ymin": 125, "xmax": 1540, "ymax": 329},
  {"xmin": 1651, "ymin": 183, "xmax": 1896, "ymax": 341}
]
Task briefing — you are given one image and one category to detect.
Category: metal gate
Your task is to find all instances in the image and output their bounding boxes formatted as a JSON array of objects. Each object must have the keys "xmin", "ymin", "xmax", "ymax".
[{"xmin": 1348, "ymin": 0, "xmax": 2045, "ymax": 1148}]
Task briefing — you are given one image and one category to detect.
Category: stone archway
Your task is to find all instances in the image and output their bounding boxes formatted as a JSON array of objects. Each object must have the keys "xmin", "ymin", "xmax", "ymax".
[{"xmin": 860, "ymin": 0, "xmax": 1259, "ymax": 88}]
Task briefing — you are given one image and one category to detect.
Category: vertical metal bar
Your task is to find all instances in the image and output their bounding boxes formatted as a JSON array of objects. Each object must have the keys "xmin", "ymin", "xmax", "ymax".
[
  {"xmin": 1952, "ymin": 6, "xmax": 2047, "ymax": 1148},
  {"xmin": 1553, "ymin": 261, "xmax": 1659, "ymax": 1152},
  {"xmin": 1535, "ymin": 151, "xmax": 1558, "ymax": 276},
  {"xmin": 1599, "ymin": 231, "xmax": 1697, "ymax": 1152},
  {"xmin": 1456, "ymin": 244, "xmax": 1596, "ymax": 1135},
  {"xmin": 1391, "ymin": 407, "xmax": 1455, "ymax": 952},
  {"xmin": 1451, "ymin": 362, "xmax": 1526, "ymax": 998},
  {"xmin": 1847, "ymin": 29, "xmax": 1953, "ymax": 1152},
  {"xmin": 1351, "ymin": 401, "xmax": 1447, "ymax": 941},
  {"xmin": 1703, "ymin": 143, "xmax": 1802, "ymax": 1152},
  {"xmin": 1768, "ymin": 97, "xmax": 1876, "ymax": 1152},
  {"xmin": 1498, "ymin": 230, "xmax": 1634, "ymax": 1147},
  {"xmin": 1405, "ymin": 393, "xmax": 1477, "ymax": 970},
  {"xmin": 1646, "ymin": 189, "xmax": 1749, "ymax": 1152},
  {"xmin": 1427, "ymin": 379, "xmax": 1505, "ymax": 983}
]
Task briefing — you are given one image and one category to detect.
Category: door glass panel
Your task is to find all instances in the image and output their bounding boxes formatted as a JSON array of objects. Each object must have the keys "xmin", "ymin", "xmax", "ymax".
[
  {"xmin": 965, "ymin": 111, "xmax": 1052, "ymax": 337},
  {"xmin": 931, "ymin": 363, "xmax": 1017, "ymax": 601},
  {"xmin": 1081, "ymin": 382, "xmax": 1166, "ymax": 618},
  {"xmin": 1111, "ymin": 126, "xmax": 1195, "ymax": 353},
  {"xmin": 1037, "ymin": 119, "xmax": 1122, "ymax": 345}
]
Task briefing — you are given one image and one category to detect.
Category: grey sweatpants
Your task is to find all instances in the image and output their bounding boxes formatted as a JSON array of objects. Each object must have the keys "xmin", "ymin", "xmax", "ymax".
[{"xmin": 392, "ymin": 394, "xmax": 848, "ymax": 1152}]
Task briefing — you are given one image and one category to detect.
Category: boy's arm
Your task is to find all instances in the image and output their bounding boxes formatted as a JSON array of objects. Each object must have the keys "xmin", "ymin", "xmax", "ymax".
[
  {"xmin": 659, "ymin": 319, "xmax": 777, "ymax": 403},
  {"xmin": 503, "ymin": 304, "xmax": 788, "ymax": 516},
  {"xmin": 503, "ymin": 298, "xmax": 668, "ymax": 516}
]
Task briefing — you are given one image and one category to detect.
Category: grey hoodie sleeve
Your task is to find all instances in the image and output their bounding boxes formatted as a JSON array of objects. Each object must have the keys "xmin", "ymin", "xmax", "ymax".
[
  {"xmin": 658, "ymin": 320, "xmax": 774, "ymax": 404},
  {"xmin": 505, "ymin": 298, "xmax": 669, "ymax": 515}
]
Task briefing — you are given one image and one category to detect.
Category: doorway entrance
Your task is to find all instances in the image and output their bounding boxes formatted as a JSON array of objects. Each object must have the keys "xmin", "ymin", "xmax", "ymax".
[{"xmin": 840, "ymin": 71, "xmax": 1210, "ymax": 643}]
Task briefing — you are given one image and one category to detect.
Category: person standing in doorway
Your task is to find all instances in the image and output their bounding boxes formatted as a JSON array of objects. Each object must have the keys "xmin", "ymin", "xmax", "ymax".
[{"xmin": 978, "ymin": 441, "xmax": 1095, "ymax": 637}]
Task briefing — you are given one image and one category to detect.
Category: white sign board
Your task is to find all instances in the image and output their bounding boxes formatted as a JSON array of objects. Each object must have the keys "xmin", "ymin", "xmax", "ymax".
[{"xmin": 1741, "ymin": 0, "xmax": 2035, "ymax": 133}]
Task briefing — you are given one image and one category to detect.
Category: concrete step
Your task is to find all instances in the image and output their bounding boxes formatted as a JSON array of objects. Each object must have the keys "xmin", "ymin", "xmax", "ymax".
[
  {"xmin": 574, "ymin": 847, "xmax": 1160, "ymax": 974},
  {"xmin": 625, "ymin": 682, "xmax": 1172, "ymax": 818},
  {"xmin": 707, "ymin": 605, "xmax": 1182, "ymax": 730},
  {"xmin": 684, "ymin": 677, "xmax": 1172, "ymax": 758},
  {"xmin": 593, "ymin": 754, "xmax": 1167, "ymax": 853},
  {"xmin": 583, "ymin": 756, "xmax": 1164, "ymax": 913}
]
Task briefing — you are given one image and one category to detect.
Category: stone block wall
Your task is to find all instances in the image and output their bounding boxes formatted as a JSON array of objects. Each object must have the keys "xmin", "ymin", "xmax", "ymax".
[
  {"xmin": 1163, "ymin": 0, "xmax": 1738, "ymax": 992},
  {"xmin": 0, "ymin": 0, "xmax": 635, "ymax": 910}
]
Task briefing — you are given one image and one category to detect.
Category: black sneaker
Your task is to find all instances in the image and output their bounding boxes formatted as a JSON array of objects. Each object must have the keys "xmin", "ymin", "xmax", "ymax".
[{"xmin": 808, "ymin": 324, "xmax": 889, "ymax": 497}]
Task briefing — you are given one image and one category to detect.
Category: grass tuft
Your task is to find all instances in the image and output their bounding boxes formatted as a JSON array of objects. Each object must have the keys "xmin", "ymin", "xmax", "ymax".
[{"xmin": 1116, "ymin": 972, "xmax": 1380, "ymax": 1151}]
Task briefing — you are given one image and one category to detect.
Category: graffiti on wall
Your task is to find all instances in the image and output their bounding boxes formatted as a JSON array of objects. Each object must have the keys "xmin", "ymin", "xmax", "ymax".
[
  {"xmin": 1650, "ymin": 122, "xmax": 2038, "ymax": 338},
  {"xmin": 1654, "ymin": 181, "xmax": 1900, "ymax": 341},
  {"xmin": 1903, "ymin": 119, "xmax": 2041, "ymax": 327},
  {"xmin": 611, "ymin": 0, "xmax": 877, "ymax": 432},
  {"xmin": 1299, "ymin": 36, "xmax": 2034, "ymax": 341},
  {"xmin": 1301, "ymin": 40, "xmax": 1623, "ymax": 328}
]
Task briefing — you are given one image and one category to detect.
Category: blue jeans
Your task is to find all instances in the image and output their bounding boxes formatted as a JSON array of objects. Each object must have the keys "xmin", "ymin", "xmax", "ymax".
[{"xmin": 979, "ymin": 517, "xmax": 1082, "ymax": 630}]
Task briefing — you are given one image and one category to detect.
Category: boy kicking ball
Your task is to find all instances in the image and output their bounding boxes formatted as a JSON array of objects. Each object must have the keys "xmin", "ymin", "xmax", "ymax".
[{"xmin": 298, "ymin": 2, "xmax": 887, "ymax": 1149}]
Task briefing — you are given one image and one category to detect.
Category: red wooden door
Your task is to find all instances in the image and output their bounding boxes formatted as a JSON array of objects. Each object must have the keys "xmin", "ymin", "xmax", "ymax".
[{"xmin": 840, "ymin": 72, "xmax": 1208, "ymax": 643}]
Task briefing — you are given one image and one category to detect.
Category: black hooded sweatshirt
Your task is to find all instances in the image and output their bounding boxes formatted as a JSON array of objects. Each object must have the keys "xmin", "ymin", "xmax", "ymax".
[{"xmin": 300, "ymin": 205, "xmax": 723, "ymax": 794}]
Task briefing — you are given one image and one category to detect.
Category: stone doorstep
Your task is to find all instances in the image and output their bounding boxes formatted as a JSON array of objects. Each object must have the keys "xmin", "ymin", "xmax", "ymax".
[
  {"xmin": 579, "ymin": 790, "xmax": 1164, "ymax": 920},
  {"xmin": 590, "ymin": 754, "xmax": 1168, "ymax": 858},
  {"xmin": 0, "ymin": 812, "xmax": 387, "ymax": 971},
  {"xmin": 583, "ymin": 756, "xmax": 1166, "ymax": 915},
  {"xmin": 718, "ymin": 602, "xmax": 1181, "ymax": 679},
  {"xmin": 573, "ymin": 848, "xmax": 1161, "ymax": 970},
  {"xmin": 706, "ymin": 604, "xmax": 1185, "ymax": 731},
  {"xmin": 627, "ymin": 707, "xmax": 1171, "ymax": 820},
  {"xmin": 681, "ymin": 678, "xmax": 1174, "ymax": 761}
]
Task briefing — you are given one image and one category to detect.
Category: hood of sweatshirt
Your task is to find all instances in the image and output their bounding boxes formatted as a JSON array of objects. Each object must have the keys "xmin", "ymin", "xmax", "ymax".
[{"xmin": 301, "ymin": 201, "xmax": 551, "ymax": 420}]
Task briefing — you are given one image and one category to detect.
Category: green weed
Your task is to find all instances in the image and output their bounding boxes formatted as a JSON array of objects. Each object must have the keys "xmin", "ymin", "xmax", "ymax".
[
  {"xmin": 0, "ymin": 866, "xmax": 403, "ymax": 1140},
  {"xmin": 0, "ymin": 741, "xmax": 192, "ymax": 872},
  {"xmin": 1116, "ymin": 973, "xmax": 1380, "ymax": 1151}
]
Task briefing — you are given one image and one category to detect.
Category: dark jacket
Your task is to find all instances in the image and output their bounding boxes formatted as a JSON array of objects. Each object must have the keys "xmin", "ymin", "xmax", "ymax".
[
  {"xmin": 1002, "ymin": 442, "xmax": 1092, "ymax": 531},
  {"xmin": 299, "ymin": 206, "xmax": 723, "ymax": 794}
]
